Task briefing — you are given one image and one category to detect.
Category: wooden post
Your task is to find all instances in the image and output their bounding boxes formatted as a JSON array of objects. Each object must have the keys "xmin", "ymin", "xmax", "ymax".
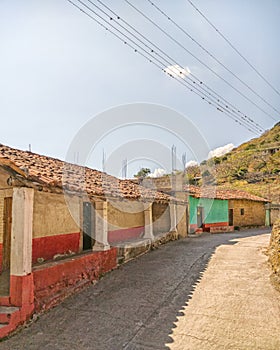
[
  {"xmin": 170, "ymin": 202, "xmax": 177, "ymax": 232},
  {"xmin": 143, "ymin": 203, "xmax": 154, "ymax": 239},
  {"xmin": 10, "ymin": 187, "xmax": 34, "ymax": 276},
  {"xmin": 92, "ymin": 200, "xmax": 110, "ymax": 251}
]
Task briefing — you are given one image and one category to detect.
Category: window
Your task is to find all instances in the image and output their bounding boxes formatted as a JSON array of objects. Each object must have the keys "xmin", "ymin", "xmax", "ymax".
[{"xmin": 240, "ymin": 208, "xmax": 245, "ymax": 215}]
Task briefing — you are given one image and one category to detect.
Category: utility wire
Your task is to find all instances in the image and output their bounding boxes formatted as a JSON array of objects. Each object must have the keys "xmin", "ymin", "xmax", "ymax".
[
  {"xmin": 147, "ymin": 0, "xmax": 279, "ymax": 119},
  {"xmin": 66, "ymin": 0, "xmax": 262, "ymax": 134},
  {"xmin": 96, "ymin": 0, "xmax": 263, "ymax": 133},
  {"xmin": 124, "ymin": 0, "xmax": 266, "ymax": 130},
  {"xmin": 186, "ymin": 0, "xmax": 280, "ymax": 97},
  {"xmin": 91, "ymin": 0, "xmax": 263, "ymax": 133},
  {"xmin": 125, "ymin": 0, "xmax": 276, "ymax": 123}
]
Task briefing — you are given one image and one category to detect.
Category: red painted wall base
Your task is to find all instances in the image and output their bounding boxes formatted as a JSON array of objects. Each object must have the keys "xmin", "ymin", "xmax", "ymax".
[
  {"xmin": 0, "ymin": 274, "xmax": 35, "ymax": 340},
  {"xmin": 108, "ymin": 226, "xmax": 144, "ymax": 244},
  {"xmin": 32, "ymin": 232, "xmax": 80, "ymax": 263},
  {"xmin": 33, "ymin": 248, "xmax": 117, "ymax": 312},
  {"xmin": 0, "ymin": 249, "xmax": 117, "ymax": 340},
  {"xmin": 203, "ymin": 222, "xmax": 229, "ymax": 228}
]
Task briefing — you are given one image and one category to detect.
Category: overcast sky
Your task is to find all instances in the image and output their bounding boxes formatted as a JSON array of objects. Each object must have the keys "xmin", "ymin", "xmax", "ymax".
[{"xmin": 1, "ymin": 0, "xmax": 279, "ymax": 177}]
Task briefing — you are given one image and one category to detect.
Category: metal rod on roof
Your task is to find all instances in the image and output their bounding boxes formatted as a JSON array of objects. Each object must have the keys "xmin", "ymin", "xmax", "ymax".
[{"xmin": 102, "ymin": 149, "xmax": 106, "ymax": 172}]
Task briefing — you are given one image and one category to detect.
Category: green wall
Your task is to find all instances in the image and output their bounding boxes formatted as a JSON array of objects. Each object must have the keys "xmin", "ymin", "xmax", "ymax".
[{"xmin": 189, "ymin": 196, "xmax": 229, "ymax": 225}]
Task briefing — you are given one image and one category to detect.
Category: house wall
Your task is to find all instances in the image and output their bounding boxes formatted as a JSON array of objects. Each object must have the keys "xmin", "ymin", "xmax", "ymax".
[
  {"xmin": 189, "ymin": 196, "xmax": 229, "ymax": 229},
  {"xmin": 107, "ymin": 201, "xmax": 145, "ymax": 243},
  {"xmin": 228, "ymin": 199, "xmax": 265, "ymax": 227},
  {"xmin": 152, "ymin": 203, "xmax": 171, "ymax": 235},
  {"xmin": 271, "ymin": 206, "xmax": 280, "ymax": 225},
  {"xmin": 32, "ymin": 191, "xmax": 81, "ymax": 263}
]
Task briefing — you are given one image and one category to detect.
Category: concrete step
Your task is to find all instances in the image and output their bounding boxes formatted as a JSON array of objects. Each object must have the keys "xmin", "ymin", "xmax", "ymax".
[{"xmin": 0, "ymin": 306, "xmax": 20, "ymax": 323}]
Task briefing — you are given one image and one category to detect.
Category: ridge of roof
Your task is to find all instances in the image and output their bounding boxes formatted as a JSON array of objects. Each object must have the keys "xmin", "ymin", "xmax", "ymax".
[
  {"xmin": 184, "ymin": 185, "xmax": 269, "ymax": 202},
  {"xmin": 0, "ymin": 143, "xmax": 184, "ymax": 203}
]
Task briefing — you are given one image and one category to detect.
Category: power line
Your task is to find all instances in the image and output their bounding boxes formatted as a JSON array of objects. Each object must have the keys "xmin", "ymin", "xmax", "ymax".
[
  {"xmin": 66, "ymin": 0, "xmax": 263, "ymax": 134},
  {"xmin": 124, "ymin": 0, "xmax": 266, "ymax": 132},
  {"xmin": 124, "ymin": 0, "xmax": 276, "ymax": 123},
  {"xmin": 92, "ymin": 0, "xmax": 264, "ymax": 133},
  {"xmin": 94, "ymin": 0, "xmax": 263, "ymax": 132},
  {"xmin": 186, "ymin": 0, "xmax": 280, "ymax": 98},
  {"xmin": 146, "ymin": 0, "xmax": 279, "ymax": 119}
]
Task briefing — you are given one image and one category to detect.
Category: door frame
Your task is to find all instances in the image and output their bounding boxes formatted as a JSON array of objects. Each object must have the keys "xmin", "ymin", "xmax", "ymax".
[{"xmin": 2, "ymin": 197, "xmax": 12, "ymax": 271}]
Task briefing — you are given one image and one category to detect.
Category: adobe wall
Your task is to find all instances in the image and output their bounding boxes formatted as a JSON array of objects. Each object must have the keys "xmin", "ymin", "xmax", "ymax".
[
  {"xmin": 271, "ymin": 207, "xmax": 280, "ymax": 225},
  {"xmin": 107, "ymin": 200, "xmax": 145, "ymax": 243},
  {"xmin": 32, "ymin": 191, "xmax": 81, "ymax": 263},
  {"xmin": 228, "ymin": 199, "xmax": 265, "ymax": 227},
  {"xmin": 152, "ymin": 203, "xmax": 171, "ymax": 235},
  {"xmin": 268, "ymin": 220, "xmax": 280, "ymax": 291}
]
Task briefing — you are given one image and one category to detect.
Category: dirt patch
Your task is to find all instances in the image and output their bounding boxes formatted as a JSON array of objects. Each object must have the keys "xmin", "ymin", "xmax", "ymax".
[{"xmin": 268, "ymin": 220, "xmax": 280, "ymax": 292}]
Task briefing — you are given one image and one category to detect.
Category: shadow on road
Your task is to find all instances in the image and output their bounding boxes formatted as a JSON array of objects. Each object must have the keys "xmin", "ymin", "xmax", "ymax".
[{"xmin": 1, "ymin": 228, "xmax": 270, "ymax": 350}]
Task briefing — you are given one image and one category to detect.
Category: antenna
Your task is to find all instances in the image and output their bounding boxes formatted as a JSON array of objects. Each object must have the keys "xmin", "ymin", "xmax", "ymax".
[
  {"xmin": 171, "ymin": 145, "xmax": 176, "ymax": 173},
  {"xmin": 182, "ymin": 152, "xmax": 186, "ymax": 173},
  {"xmin": 102, "ymin": 149, "xmax": 106, "ymax": 172},
  {"xmin": 28, "ymin": 144, "xmax": 32, "ymax": 152},
  {"xmin": 122, "ymin": 158, "xmax": 128, "ymax": 179}
]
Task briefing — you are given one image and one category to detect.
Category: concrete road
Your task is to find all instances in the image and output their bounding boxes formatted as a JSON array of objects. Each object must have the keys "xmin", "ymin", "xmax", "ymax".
[{"xmin": 1, "ymin": 228, "xmax": 277, "ymax": 349}]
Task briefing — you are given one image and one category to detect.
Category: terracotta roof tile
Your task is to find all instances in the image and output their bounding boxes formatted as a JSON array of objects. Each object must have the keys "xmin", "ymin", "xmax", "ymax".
[
  {"xmin": 0, "ymin": 144, "xmax": 178, "ymax": 203},
  {"xmin": 184, "ymin": 185, "xmax": 269, "ymax": 202}
]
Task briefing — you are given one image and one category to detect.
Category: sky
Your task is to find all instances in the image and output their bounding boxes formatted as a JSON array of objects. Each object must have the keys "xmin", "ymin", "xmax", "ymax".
[{"xmin": 0, "ymin": 0, "xmax": 279, "ymax": 178}]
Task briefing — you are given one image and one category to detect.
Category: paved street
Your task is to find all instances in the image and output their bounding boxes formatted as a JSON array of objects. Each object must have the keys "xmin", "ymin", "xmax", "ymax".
[{"xmin": 0, "ymin": 228, "xmax": 275, "ymax": 349}]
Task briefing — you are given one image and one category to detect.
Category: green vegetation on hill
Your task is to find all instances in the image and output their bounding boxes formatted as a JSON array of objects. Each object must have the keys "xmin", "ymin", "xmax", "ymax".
[{"xmin": 186, "ymin": 122, "xmax": 280, "ymax": 202}]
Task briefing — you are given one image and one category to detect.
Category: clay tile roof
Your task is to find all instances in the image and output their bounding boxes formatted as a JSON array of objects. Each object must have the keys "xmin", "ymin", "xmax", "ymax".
[
  {"xmin": 0, "ymin": 144, "xmax": 179, "ymax": 203},
  {"xmin": 184, "ymin": 185, "xmax": 269, "ymax": 202}
]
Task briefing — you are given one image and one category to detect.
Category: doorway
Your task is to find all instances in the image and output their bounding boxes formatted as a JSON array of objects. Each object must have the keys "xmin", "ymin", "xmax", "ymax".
[
  {"xmin": 83, "ymin": 202, "xmax": 94, "ymax": 250},
  {"xmin": 197, "ymin": 206, "xmax": 204, "ymax": 228},
  {"xmin": 229, "ymin": 209, "xmax": 234, "ymax": 226},
  {"xmin": 2, "ymin": 197, "xmax": 12, "ymax": 271}
]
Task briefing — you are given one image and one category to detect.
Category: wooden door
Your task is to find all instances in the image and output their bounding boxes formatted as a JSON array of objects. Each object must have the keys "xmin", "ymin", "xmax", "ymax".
[
  {"xmin": 3, "ymin": 197, "xmax": 12, "ymax": 270},
  {"xmin": 197, "ymin": 206, "xmax": 204, "ymax": 228},
  {"xmin": 229, "ymin": 209, "xmax": 234, "ymax": 226},
  {"xmin": 83, "ymin": 202, "xmax": 93, "ymax": 250}
]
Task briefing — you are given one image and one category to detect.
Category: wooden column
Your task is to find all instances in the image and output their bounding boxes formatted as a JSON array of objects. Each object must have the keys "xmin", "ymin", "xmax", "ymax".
[
  {"xmin": 10, "ymin": 187, "xmax": 35, "ymax": 310},
  {"xmin": 10, "ymin": 187, "xmax": 34, "ymax": 276},
  {"xmin": 170, "ymin": 202, "xmax": 177, "ymax": 232},
  {"xmin": 92, "ymin": 200, "xmax": 110, "ymax": 251}
]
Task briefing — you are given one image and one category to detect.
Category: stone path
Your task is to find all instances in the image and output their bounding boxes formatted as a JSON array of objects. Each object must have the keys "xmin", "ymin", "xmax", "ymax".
[
  {"xmin": 1, "ymin": 228, "xmax": 278, "ymax": 349},
  {"xmin": 169, "ymin": 233, "xmax": 280, "ymax": 350}
]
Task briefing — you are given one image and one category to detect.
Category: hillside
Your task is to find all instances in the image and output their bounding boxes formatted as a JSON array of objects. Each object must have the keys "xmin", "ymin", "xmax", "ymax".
[{"xmin": 187, "ymin": 122, "xmax": 280, "ymax": 203}]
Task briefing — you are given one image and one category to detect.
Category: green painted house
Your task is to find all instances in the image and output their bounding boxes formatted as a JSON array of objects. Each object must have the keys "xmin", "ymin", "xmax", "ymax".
[{"xmin": 189, "ymin": 195, "xmax": 229, "ymax": 233}]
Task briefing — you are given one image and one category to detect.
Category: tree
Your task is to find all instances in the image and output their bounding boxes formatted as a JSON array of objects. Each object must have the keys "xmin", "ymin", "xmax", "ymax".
[{"xmin": 134, "ymin": 168, "xmax": 151, "ymax": 178}]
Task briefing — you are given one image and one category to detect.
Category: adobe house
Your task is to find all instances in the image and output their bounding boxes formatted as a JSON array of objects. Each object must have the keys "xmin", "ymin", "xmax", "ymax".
[
  {"xmin": 186, "ymin": 186, "xmax": 269, "ymax": 232},
  {"xmin": 0, "ymin": 144, "xmax": 187, "ymax": 339},
  {"xmin": 187, "ymin": 187, "xmax": 230, "ymax": 233},
  {"xmin": 265, "ymin": 203, "xmax": 280, "ymax": 226},
  {"xmin": 137, "ymin": 176, "xmax": 269, "ymax": 233}
]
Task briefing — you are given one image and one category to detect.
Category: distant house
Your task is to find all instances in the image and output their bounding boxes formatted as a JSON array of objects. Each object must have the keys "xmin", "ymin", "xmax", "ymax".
[
  {"xmin": 187, "ymin": 187, "xmax": 230, "ymax": 233},
  {"xmin": 186, "ymin": 186, "xmax": 269, "ymax": 232},
  {"xmin": 265, "ymin": 203, "xmax": 280, "ymax": 226},
  {"xmin": 0, "ymin": 144, "xmax": 187, "ymax": 339},
  {"xmin": 138, "ymin": 176, "xmax": 269, "ymax": 233}
]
